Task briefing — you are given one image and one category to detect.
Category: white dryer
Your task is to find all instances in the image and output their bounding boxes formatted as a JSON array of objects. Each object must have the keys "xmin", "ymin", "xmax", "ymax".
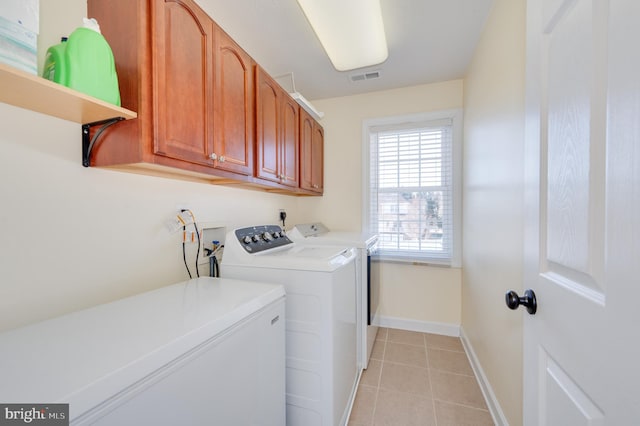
[
  {"xmin": 288, "ymin": 223, "xmax": 379, "ymax": 370},
  {"xmin": 221, "ymin": 225, "xmax": 359, "ymax": 426}
]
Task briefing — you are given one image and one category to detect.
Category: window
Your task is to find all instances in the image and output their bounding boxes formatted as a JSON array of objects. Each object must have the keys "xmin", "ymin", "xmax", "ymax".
[{"xmin": 363, "ymin": 110, "xmax": 462, "ymax": 266}]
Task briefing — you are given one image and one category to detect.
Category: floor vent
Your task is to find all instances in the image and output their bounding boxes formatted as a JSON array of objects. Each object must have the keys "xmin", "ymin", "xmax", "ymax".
[{"xmin": 349, "ymin": 70, "xmax": 381, "ymax": 82}]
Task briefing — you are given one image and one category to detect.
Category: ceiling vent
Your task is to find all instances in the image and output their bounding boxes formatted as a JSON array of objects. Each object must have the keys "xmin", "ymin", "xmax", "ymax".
[{"xmin": 349, "ymin": 70, "xmax": 381, "ymax": 82}]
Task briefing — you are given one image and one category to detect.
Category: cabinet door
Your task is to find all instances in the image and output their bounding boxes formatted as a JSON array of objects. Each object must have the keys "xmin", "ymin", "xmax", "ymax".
[
  {"xmin": 300, "ymin": 109, "xmax": 324, "ymax": 193},
  {"xmin": 213, "ymin": 26, "xmax": 254, "ymax": 175},
  {"xmin": 300, "ymin": 110, "xmax": 314, "ymax": 190},
  {"xmin": 152, "ymin": 0, "xmax": 214, "ymax": 166},
  {"xmin": 310, "ymin": 123, "xmax": 324, "ymax": 193},
  {"xmin": 255, "ymin": 68, "xmax": 281, "ymax": 183},
  {"xmin": 280, "ymin": 95, "xmax": 299, "ymax": 187}
]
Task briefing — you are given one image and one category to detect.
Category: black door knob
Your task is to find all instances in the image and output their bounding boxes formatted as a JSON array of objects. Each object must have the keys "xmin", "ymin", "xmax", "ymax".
[{"xmin": 505, "ymin": 289, "xmax": 537, "ymax": 315}]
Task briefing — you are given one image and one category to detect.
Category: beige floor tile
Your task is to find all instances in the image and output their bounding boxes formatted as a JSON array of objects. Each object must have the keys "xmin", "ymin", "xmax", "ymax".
[
  {"xmin": 356, "ymin": 331, "xmax": 491, "ymax": 426},
  {"xmin": 379, "ymin": 362, "xmax": 432, "ymax": 396},
  {"xmin": 387, "ymin": 328, "xmax": 427, "ymax": 346},
  {"xmin": 348, "ymin": 385, "xmax": 377, "ymax": 425},
  {"xmin": 427, "ymin": 348, "xmax": 474, "ymax": 376},
  {"xmin": 360, "ymin": 359, "xmax": 383, "ymax": 387},
  {"xmin": 376, "ymin": 327, "xmax": 389, "ymax": 341},
  {"xmin": 371, "ymin": 339, "xmax": 385, "ymax": 360},
  {"xmin": 384, "ymin": 342, "xmax": 428, "ymax": 368},
  {"xmin": 424, "ymin": 333, "xmax": 464, "ymax": 352},
  {"xmin": 434, "ymin": 400, "xmax": 495, "ymax": 426},
  {"xmin": 373, "ymin": 389, "xmax": 436, "ymax": 426},
  {"xmin": 430, "ymin": 370, "xmax": 488, "ymax": 410}
]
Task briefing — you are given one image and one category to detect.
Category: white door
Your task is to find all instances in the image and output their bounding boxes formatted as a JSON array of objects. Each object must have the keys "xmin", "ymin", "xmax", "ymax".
[{"xmin": 523, "ymin": 0, "xmax": 640, "ymax": 424}]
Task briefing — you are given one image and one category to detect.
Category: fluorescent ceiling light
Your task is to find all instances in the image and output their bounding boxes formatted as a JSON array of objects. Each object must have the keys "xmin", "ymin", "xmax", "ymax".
[
  {"xmin": 274, "ymin": 73, "xmax": 324, "ymax": 120},
  {"xmin": 296, "ymin": 0, "xmax": 388, "ymax": 72},
  {"xmin": 290, "ymin": 92, "xmax": 324, "ymax": 120}
]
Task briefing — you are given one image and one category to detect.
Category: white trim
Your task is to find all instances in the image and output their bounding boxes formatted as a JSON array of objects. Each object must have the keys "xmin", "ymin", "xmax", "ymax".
[
  {"xmin": 460, "ymin": 327, "xmax": 510, "ymax": 426},
  {"xmin": 343, "ymin": 368, "xmax": 363, "ymax": 426},
  {"xmin": 361, "ymin": 119, "xmax": 372, "ymax": 235},
  {"xmin": 450, "ymin": 110, "xmax": 463, "ymax": 268},
  {"xmin": 374, "ymin": 315, "xmax": 460, "ymax": 337}
]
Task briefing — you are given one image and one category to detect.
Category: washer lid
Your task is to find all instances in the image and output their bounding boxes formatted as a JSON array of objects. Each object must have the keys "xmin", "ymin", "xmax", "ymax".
[
  {"xmin": 223, "ymin": 235, "xmax": 356, "ymax": 272},
  {"xmin": 289, "ymin": 224, "xmax": 378, "ymax": 249},
  {"xmin": 246, "ymin": 245, "xmax": 356, "ymax": 271},
  {"xmin": 265, "ymin": 244, "xmax": 350, "ymax": 260}
]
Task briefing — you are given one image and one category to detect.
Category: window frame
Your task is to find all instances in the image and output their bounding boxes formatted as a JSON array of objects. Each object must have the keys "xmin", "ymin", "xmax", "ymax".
[{"xmin": 362, "ymin": 109, "xmax": 463, "ymax": 267}]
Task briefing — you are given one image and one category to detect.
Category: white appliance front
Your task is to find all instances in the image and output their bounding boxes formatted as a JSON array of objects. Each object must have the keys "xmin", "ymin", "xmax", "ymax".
[
  {"xmin": 0, "ymin": 277, "xmax": 286, "ymax": 425},
  {"xmin": 288, "ymin": 223, "xmax": 379, "ymax": 370},
  {"xmin": 221, "ymin": 225, "xmax": 359, "ymax": 426}
]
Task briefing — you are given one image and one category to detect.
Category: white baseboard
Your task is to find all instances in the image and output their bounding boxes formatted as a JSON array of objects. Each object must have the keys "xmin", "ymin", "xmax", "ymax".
[
  {"xmin": 460, "ymin": 327, "xmax": 509, "ymax": 426},
  {"xmin": 375, "ymin": 315, "xmax": 460, "ymax": 337}
]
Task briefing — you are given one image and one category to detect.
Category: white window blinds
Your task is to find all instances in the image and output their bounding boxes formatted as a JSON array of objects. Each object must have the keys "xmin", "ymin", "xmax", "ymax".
[{"xmin": 367, "ymin": 115, "xmax": 458, "ymax": 264}]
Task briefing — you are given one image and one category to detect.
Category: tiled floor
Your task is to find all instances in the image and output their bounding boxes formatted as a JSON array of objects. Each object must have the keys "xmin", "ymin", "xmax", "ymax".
[{"xmin": 348, "ymin": 328, "xmax": 495, "ymax": 426}]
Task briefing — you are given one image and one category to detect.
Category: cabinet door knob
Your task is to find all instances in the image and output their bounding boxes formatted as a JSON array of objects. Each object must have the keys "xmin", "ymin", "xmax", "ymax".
[
  {"xmin": 209, "ymin": 153, "xmax": 217, "ymax": 161},
  {"xmin": 219, "ymin": 156, "xmax": 226, "ymax": 163}
]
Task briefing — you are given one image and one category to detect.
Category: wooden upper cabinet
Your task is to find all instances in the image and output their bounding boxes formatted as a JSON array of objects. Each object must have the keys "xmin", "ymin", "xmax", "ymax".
[
  {"xmin": 255, "ymin": 69, "xmax": 280, "ymax": 183},
  {"xmin": 213, "ymin": 25, "xmax": 254, "ymax": 175},
  {"xmin": 281, "ymin": 95, "xmax": 300, "ymax": 187},
  {"xmin": 255, "ymin": 66, "xmax": 299, "ymax": 188},
  {"xmin": 87, "ymin": 0, "xmax": 321, "ymax": 195},
  {"xmin": 310, "ymin": 124, "xmax": 324, "ymax": 192},
  {"xmin": 152, "ymin": 0, "xmax": 214, "ymax": 166},
  {"xmin": 88, "ymin": 0, "xmax": 219, "ymax": 172},
  {"xmin": 300, "ymin": 108, "xmax": 324, "ymax": 194}
]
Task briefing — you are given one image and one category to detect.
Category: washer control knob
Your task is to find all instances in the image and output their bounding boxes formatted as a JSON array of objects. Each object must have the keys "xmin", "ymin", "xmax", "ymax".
[
  {"xmin": 242, "ymin": 236, "xmax": 252, "ymax": 244},
  {"xmin": 263, "ymin": 232, "xmax": 274, "ymax": 242},
  {"xmin": 252, "ymin": 234, "xmax": 260, "ymax": 242},
  {"xmin": 273, "ymin": 232, "xmax": 279, "ymax": 239}
]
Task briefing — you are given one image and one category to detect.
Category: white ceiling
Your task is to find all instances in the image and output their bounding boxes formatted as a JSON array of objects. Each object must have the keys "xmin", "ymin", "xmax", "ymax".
[{"xmin": 195, "ymin": 0, "xmax": 494, "ymax": 101}]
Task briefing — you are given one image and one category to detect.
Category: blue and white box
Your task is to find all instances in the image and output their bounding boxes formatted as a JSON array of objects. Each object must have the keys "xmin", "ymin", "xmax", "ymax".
[{"xmin": 0, "ymin": 0, "xmax": 39, "ymax": 75}]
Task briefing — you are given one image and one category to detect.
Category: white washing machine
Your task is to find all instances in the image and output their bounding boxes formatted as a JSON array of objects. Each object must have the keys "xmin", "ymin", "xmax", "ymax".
[
  {"xmin": 288, "ymin": 223, "xmax": 379, "ymax": 370},
  {"xmin": 221, "ymin": 225, "xmax": 359, "ymax": 426}
]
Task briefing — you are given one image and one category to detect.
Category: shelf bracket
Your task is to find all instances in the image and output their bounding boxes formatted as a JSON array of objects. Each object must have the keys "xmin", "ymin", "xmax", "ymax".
[{"xmin": 82, "ymin": 117, "xmax": 125, "ymax": 167}]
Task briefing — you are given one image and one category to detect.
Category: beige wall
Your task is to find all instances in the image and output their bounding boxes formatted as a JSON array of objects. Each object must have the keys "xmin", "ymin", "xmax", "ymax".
[
  {"xmin": 462, "ymin": 0, "xmax": 526, "ymax": 424},
  {"xmin": 301, "ymin": 82, "xmax": 464, "ymax": 327},
  {"xmin": 0, "ymin": 1, "xmax": 301, "ymax": 332},
  {"xmin": 377, "ymin": 263, "xmax": 461, "ymax": 325},
  {"xmin": 0, "ymin": 103, "xmax": 302, "ymax": 332}
]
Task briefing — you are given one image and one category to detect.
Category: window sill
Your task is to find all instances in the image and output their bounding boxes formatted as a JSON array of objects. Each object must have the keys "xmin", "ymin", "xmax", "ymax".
[{"xmin": 372, "ymin": 255, "xmax": 456, "ymax": 268}]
